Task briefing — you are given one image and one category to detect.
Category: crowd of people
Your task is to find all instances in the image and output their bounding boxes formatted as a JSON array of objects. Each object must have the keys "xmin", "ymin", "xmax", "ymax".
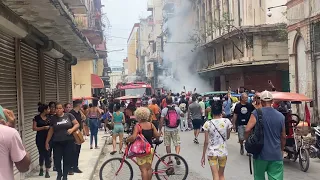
[
  {"xmin": 0, "ymin": 97, "xmax": 108, "ymax": 180},
  {"xmin": 0, "ymin": 87, "xmax": 287, "ymax": 180},
  {"xmin": 108, "ymin": 89, "xmax": 286, "ymax": 180}
]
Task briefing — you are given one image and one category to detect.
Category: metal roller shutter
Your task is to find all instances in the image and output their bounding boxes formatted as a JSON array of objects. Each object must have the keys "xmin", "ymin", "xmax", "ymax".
[
  {"xmin": 57, "ymin": 59, "xmax": 67, "ymax": 103},
  {"xmin": 0, "ymin": 31, "xmax": 19, "ymax": 176},
  {"xmin": 21, "ymin": 42, "xmax": 40, "ymax": 165},
  {"xmin": 67, "ymin": 65, "xmax": 72, "ymax": 103},
  {"xmin": 44, "ymin": 55, "xmax": 58, "ymax": 103}
]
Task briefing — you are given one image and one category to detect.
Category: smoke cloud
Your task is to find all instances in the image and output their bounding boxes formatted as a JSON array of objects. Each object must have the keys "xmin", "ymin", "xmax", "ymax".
[{"xmin": 159, "ymin": 0, "xmax": 211, "ymax": 93}]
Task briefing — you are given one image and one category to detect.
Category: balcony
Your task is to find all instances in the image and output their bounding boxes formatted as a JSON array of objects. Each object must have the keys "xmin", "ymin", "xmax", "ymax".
[
  {"xmin": 147, "ymin": 0, "xmax": 153, "ymax": 11},
  {"xmin": 75, "ymin": 12, "xmax": 104, "ymax": 45},
  {"xmin": 96, "ymin": 41, "xmax": 107, "ymax": 58},
  {"xmin": 148, "ymin": 33, "xmax": 154, "ymax": 43},
  {"xmin": 63, "ymin": 0, "xmax": 87, "ymax": 14},
  {"xmin": 163, "ymin": 0, "xmax": 174, "ymax": 11},
  {"xmin": 163, "ymin": 11, "xmax": 174, "ymax": 22},
  {"xmin": 148, "ymin": 52, "xmax": 157, "ymax": 62}
]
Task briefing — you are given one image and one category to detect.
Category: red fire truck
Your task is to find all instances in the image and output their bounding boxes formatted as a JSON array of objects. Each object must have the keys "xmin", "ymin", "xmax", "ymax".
[{"xmin": 113, "ymin": 82, "xmax": 152, "ymax": 98}]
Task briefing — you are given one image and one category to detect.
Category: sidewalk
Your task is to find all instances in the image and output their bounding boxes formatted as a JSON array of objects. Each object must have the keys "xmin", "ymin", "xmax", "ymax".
[{"xmin": 25, "ymin": 131, "xmax": 110, "ymax": 180}]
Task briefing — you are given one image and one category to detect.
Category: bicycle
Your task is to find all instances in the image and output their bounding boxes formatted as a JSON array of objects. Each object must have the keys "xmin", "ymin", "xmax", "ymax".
[{"xmin": 99, "ymin": 139, "xmax": 189, "ymax": 180}]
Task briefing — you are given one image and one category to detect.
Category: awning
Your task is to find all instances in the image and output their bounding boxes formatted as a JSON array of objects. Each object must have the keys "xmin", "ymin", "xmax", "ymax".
[{"xmin": 91, "ymin": 74, "xmax": 104, "ymax": 88}]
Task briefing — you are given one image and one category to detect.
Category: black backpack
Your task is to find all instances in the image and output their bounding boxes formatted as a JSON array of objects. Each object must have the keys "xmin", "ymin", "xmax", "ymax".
[{"xmin": 245, "ymin": 109, "xmax": 264, "ymax": 155}]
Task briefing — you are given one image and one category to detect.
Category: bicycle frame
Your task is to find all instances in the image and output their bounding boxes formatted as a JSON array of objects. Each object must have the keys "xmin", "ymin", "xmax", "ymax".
[{"xmin": 114, "ymin": 143, "xmax": 170, "ymax": 176}]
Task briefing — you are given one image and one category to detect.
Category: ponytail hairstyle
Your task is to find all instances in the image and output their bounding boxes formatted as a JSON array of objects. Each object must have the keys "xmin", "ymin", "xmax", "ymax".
[
  {"xmin": 38, "ymin": 102, "xmax": 49, "ymax": 113},
  {"xmin": 211, "ymin": 100, "xmax": 223, "ymax": 116}
]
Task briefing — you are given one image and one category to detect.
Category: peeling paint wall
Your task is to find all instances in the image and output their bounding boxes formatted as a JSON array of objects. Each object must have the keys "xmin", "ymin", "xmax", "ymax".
[{"xmin": 287, "ymin": 0, "xmax": 320, "ymax": 122}]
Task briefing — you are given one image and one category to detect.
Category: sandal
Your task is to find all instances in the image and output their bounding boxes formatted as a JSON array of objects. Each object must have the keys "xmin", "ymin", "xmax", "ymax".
[
  {"xmin": 110, "ymin": 151, "xmax": 117, "ymax": 155},
  {"xmin": 119, "ymin": 150, "xmax": 124, "ymax": 154}
]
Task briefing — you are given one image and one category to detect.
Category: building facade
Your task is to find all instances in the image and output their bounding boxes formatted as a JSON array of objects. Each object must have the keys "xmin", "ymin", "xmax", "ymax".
[
  {"xmin": 110, "ymin": 66, "xmax": 123, "ymax": 89},
  {"xmin": 127, "ymin": 23, "xmax": 140, "ymax": 76},
  {"xmin": 71, "ymin": 0, "xmax": 107, "ymax": 99},
  {"xmin": 0, "ymin": 0, "xmax": 97, "ymax": 178},
  {"xmin": 146, "ymin": 0, "xmax": 164, "ymax": 88},
  {"xmin": 287, "ymin": 0, "xmax": 320, "ymax": 123},
  {"xmin": 194, "ymin": 0, "xmax": 289, "ymax": 92}
]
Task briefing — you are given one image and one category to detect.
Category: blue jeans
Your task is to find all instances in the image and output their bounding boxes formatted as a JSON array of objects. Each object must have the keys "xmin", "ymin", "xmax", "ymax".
[{"xmin": 89, "ymin": 118, "xmax": 99, "ymax": 147}]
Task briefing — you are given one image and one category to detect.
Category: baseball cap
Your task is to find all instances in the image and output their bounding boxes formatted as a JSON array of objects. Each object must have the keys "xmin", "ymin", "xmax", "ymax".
[{"xmin": 260, "ymin": 91, "xmax": 273, "ymax": 101}]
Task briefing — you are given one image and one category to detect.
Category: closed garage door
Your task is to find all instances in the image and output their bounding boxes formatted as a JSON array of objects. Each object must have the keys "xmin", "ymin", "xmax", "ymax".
[
  {"xmin": 67, "ymin": 64, "xmax": 72, "ymax": 103},
  {"xmin": 0, "ymin": 31, "xmax": 19, "ymax": 176},
  {"xmin": 57, "ymin": 59, "xmax": 67, "ymax": 103},
  {"xmin": 44, "ymin": 54, "xmax": 58, "ymax": 103},
  {"xmin": 21, "ymin": 42, "xmax": 40, "ymax": 165}
]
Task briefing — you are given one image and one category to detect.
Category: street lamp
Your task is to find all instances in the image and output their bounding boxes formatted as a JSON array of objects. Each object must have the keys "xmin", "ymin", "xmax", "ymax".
[{"xmin": 267, "ymin": 4, "xmax": 287, "ymax": 17}]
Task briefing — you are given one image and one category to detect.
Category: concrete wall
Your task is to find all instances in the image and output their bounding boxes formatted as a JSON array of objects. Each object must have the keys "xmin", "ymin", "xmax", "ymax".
[
  {"xmin": 202, "ymin": 0, "xmax": 287, "ymax": 41},
  {"xmin": 287, "ymin": 0, "xmax": 320, "ymax": 122},
  {"xmin": 96, "ymin": 58, "xmax": 104, "ymax": 76},
  {"xmin": 153, "ymin": 0, "xmax": 163, "ymax": 40},
  {"xmin": 72, "ymin": 60, "xmax": 93, "ymax": 98}
]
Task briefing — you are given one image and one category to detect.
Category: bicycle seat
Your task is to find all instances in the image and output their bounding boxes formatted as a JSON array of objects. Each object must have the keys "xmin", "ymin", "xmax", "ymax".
[{"xmin": 153, "ymin": 140, "xmax": 163, "ymax": 145}]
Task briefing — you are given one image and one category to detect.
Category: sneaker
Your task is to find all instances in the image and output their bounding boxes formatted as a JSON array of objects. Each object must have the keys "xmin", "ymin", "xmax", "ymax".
[
  {"xmin": 73, "ymin": 169, "xmax": 83, "ymax": 173},
  {"xmin": 240, "ymin": 145, "xmax": 244, "ymax": 155},
  {"xmin": 193, "ymin": 138, "xmax": 199, "ymax": 144},
  {"xmin": 45, "ymin": 171, "xmax": 50, "ymax": 178},
  {"xmin": 39, "ymin": 169, "xmax": 44, "ymax": 176},
  {"xmin": 175, "ymin": 157, "xmax": 181, "ymax": 165}
]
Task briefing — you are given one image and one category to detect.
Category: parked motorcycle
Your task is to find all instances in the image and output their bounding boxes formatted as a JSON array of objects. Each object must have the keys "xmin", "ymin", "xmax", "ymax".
[{"xmin": 309, "ymin": 125, "xmax": 320, "ymax": 159}]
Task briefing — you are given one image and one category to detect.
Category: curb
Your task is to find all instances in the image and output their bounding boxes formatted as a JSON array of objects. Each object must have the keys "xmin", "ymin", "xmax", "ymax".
[{"xmin": 88, "ymin": 135, "xmax": 111, "ymax": 180}]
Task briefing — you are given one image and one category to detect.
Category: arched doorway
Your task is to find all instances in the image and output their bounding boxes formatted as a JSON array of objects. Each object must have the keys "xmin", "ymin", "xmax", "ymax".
[{"xmin": 296, "ymin": 37, "xmax": 307, "ymax": 95}]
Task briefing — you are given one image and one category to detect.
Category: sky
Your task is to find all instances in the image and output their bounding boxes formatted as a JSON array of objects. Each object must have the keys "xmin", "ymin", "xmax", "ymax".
[{"xmin": 102, "ymin": 0, "xmax": 150, "ymax": 67}]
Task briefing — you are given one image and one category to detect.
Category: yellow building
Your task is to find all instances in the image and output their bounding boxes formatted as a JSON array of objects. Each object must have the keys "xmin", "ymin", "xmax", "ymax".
[{"xmin": 127, "ymin": 23, "xmax": 140, "ymax": 75}]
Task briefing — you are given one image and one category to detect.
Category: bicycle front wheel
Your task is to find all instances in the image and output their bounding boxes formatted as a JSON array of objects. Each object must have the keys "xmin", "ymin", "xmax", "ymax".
[
  {"xmin": 99, "ymin": 157, "xmax": 133, "ymax": 180},
  {"xmin": 154, "ymin": 153, "xmax": 189, "ymax": 180}
]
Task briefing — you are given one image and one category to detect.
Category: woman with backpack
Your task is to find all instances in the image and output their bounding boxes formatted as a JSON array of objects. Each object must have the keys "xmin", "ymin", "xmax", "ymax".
[
  {"xmin": 126, "ymin": 107, "xmax": 160, "ymax": 180},
  {"xmin": 201, "ymin": 100, "xmax": 232, "ymax": 180}
]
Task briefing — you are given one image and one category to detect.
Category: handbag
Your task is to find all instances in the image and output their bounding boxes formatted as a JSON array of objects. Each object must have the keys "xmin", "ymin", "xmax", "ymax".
[
  {"xmin": 127, "ymin": 124, "xmax": 151, "ymax": 158},
  {"xmin": 73, "ymin": 129, "xmax": 85, "ymax": 145}
]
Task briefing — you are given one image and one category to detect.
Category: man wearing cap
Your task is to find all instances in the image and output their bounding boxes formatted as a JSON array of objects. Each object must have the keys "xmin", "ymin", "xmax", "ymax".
[{"xmin": 245, "ymin": 91, "xmax": 286, "ymax": 180}]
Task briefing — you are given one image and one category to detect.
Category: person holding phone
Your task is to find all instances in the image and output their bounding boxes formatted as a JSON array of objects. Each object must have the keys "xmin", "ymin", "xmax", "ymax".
[
  {"xmin": 33, "ymin": 103, "xmax": 51, "ymax": 178},
  {"xmin": 45, "ymin": 103, "xmax": 79, "ymax": 180},
  {"xmin": 0, "ymin": 107, "xmax": 31, "ymax": 180}
]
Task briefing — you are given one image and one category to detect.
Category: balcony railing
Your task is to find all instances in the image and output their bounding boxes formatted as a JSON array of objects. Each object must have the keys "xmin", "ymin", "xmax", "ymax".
[{"xmin": 64, "ymin": 0, "xmax": 88, "ymax": 14}]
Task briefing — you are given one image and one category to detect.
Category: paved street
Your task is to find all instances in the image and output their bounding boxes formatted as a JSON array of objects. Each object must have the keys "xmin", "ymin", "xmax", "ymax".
[
  {"xmin": 94, "ymin": 131, "xmax": 320, "ymax": 180},
  {"xmin": 25, "ymin": 131, "xmax": 107, "ymax": 180}
]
